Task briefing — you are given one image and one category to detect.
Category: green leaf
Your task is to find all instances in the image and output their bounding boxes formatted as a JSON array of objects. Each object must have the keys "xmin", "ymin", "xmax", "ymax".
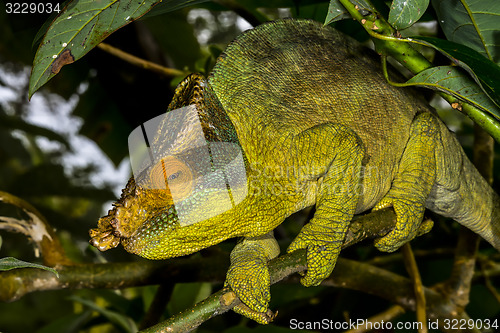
[
  {"xmin": 32, "ymin": 1, "xmax": 73, "ymax": 49},
  {"xmin": 431, "ymin": 0, "xmax": 500, "ymax": 63},
  {"xmin": 388, "ymin": 0, "xmax": 429, "ymax": 29},
  {"xmin": 70, "ymin": 296, "xmax": 138, "ymax": 333},
  {"xmin": 29, "ymin": 0, "xmax": 165, "ymax": 99},
  {"xmin": 0, "ymin": 257, "xmax": 59, "ymax": 277},
  {"xmin": 143, "ymin": 11, "xmax": 201, "ymax": 70},
  {"xmin": 405, "ymin": 66, "xmax": 500, "ymax": 119},
  {"xmin": 325, "ymin": 0, "xmax": 372, "ymax": 25},
  {"xmin": 413, "ymin": 36, "xmax": 500, "ymax": 110},
  {"xmin": 325, "ymin": 0, "xmax": 350, "ymax": 24}
]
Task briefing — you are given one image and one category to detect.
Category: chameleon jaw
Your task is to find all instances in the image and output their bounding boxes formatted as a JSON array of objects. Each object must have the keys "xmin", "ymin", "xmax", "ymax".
[
  {"xmin": 89, "ymin": 212, "xmax": 121, "ymax": 251},
  {"xmin": 89, "ymin": 176, "xmax": 151, "ymax": 252}
]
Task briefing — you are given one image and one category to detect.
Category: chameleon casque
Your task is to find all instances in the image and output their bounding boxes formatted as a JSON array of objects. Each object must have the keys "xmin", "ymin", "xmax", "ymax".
[{"xmin": 90, "ymin": 19, "xmax": 500, "ymax": 322}]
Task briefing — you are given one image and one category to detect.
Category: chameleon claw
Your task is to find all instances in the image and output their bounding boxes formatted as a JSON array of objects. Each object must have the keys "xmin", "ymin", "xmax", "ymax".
[{"xmin": 233, "ymin": 303, "xmax": 277, "ymax": 324}]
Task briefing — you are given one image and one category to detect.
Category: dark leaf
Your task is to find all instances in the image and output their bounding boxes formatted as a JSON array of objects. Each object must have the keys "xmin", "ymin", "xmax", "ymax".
[
  {"xmin": 29, "ymin": 0, "xmax": 166, "ymax": 98},
  {"xmin": 405, "ymin": 66, "xmax": 500, "ymax": 119},
  {"xmin": 414, "ymin": 36, "xmax": 500, "ymax": 110},
  {"xmin": 432, "ymin": 0, "xmax": 500, "ymax": 63}
]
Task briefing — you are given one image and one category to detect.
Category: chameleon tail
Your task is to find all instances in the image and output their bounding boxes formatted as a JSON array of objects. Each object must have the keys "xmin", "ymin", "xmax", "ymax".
[{"xmin": 426, "ymin": 122, "xmax": 500, "ymax": 251}]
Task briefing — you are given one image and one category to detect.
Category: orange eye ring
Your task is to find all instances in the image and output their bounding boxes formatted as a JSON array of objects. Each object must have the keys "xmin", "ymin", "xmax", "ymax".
[{"xmin": 150, "ymin": 156, "xmax": 193, "ymax": 200}]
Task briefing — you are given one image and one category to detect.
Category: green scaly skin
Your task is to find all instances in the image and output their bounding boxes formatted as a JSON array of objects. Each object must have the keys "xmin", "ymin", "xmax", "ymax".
[{"xmin": 90, "ymin": 19, "xmax": 500, "ymax": 323}]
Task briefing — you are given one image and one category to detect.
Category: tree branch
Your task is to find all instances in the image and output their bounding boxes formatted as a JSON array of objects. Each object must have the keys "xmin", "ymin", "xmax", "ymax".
[
  {"xmin": 141, "ymin": 250, "xmax": 482, "ymax": 333},
  {"xmin": 137, "ymin": 208, "xmax": 481, "ymax": 333},
  {"xmin": 0, "ymin": 207, "xmax": 396, "ymax": 302},
  {"xmin": 0, "ymin": 204, "xmax": 493, "ymax": 333},
  {"xmin": 0, "ymin": 255, "xmax": 228, "ymax": 302}
]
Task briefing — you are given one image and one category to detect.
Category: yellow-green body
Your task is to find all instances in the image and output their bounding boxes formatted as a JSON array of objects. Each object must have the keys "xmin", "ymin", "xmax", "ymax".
[{"xmin": 90, "ymin": 19, "xmax": 500, "ymax": 323}]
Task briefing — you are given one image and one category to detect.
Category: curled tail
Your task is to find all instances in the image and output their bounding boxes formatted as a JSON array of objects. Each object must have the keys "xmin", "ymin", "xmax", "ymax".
[{"xmin": 426, "ymin": 121, "xmax": 500, "ymax": 251}]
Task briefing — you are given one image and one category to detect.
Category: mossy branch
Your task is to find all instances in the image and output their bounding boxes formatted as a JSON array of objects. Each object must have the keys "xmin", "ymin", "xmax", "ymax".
[
  {"xmin": 138, "ymin": 209, "xmax": 477, "ymax": 333},
  {"xmin": 141, "ymin": 252, "xmax": 480, "ymax": 333},
  {"xmin": 0, "ymin": 205, "xmax": 492, "ymax": 332},
  {"xmin": 0, "ymin": 208, "xmax": 395, "ymax": 303}
]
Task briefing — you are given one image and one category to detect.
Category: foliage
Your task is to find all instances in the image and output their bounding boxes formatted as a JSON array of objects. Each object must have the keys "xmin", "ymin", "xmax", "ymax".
[
  {"xmin": 0, "ymin": 257, "xmax": 59, "ymax": 277},
  {"xmin": 1, "ymin": 0, "xmax": 500, "ymax": 332}
]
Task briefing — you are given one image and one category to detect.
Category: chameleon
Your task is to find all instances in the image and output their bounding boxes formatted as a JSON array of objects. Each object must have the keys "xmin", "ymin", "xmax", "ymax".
[{"xmin": 89, "ymin": 18, "xmax": 500, "ymax": 323}]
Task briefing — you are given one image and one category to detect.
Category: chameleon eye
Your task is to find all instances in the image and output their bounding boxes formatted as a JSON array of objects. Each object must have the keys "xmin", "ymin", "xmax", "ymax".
[{"xmin": 150, "ymin": 156, "xmax": 193, "ymax": 200}]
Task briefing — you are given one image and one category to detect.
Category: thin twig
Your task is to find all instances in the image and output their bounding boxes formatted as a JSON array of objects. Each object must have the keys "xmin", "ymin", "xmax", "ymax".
[
  {"xmin": 367, "ymin": 248, "xmax": 455, "ymax": 266},
  {"xmin": 402, "ymin": 243, "xmax": 427, "ymax": 333},
  {"xmin": 344, "ymin": 305, "xmax": 405, "ymax": 333},
  {"xmin": 97, "ymin": 43, "xmax": 188, "ymax": 78},
  {"xmin": 479, "ymin": 258, "xmax": 500, "ymax": 303}
]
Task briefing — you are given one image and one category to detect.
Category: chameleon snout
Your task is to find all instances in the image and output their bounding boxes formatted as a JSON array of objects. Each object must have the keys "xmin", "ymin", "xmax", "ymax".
[
  {"xmin": 89, "ymin": 183, "xmax": 156, "ymax": 252},
  {"xmin": 89, "ymin": 213, "xmax": 121, "ymax": 251},
  {"xmin": 89, "ymin": 202, "xmax": 136, "ymax": 251}
]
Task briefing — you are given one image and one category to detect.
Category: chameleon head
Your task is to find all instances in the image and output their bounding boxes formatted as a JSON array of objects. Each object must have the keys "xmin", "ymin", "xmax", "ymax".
[{"xmin": 89, "ymin": 74, "xmax": 249, "ymax": 259}]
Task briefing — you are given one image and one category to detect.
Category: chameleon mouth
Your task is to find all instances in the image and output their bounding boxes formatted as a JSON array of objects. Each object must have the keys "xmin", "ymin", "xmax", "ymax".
[
  {"xmin": 89, "ymin": 207, "xmax": 121, "ymax": 251},
  {"xmin": 89, "ymin": 177, "xmax": 145, "ymax": 252}
]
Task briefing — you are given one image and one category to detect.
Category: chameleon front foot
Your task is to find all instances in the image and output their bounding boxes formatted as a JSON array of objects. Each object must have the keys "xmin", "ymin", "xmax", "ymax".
[
  {"xmin": 287, "ymin": 221, "xmax": 345, "ymax": 287},
  {"xmin": 225, "ymin": 232, "xmax": 280, "ymax": 322},
  {"xmin": 233, "ymin": 303, "xmax": 277, "ymax": 324},
  {"xmin": 225, "ymin": 258, "xmax": 271, "ymax": 313}
]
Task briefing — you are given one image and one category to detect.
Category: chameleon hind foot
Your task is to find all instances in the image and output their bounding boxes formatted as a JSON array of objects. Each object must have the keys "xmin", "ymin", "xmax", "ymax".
[
  {"xmin": 373, "ymin": 197, "xmax": 433, "ymax": 252},
  {"xmin": 373, "ymin": 112, "xmax": 439, "ymax": 252}
]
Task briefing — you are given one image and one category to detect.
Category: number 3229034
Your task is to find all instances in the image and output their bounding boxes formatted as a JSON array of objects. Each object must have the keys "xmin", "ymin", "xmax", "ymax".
[
  {"xmin": 443, "ymin": 318, "xmax": 498, "ymax": 330},
  {"xmin": 6, "ymin": 3, "xmax": 61, "ymax": 14}
]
